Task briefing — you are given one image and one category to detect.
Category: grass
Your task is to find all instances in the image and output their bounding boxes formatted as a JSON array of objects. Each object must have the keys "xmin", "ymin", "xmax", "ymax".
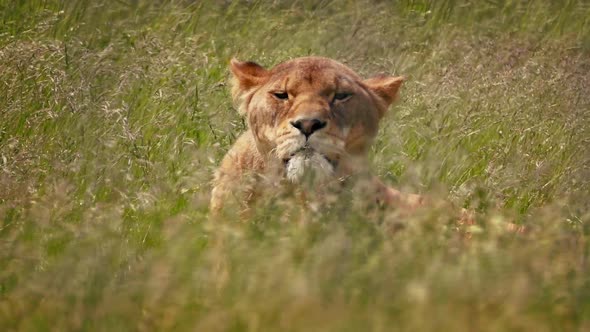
[{"xmin": 1, "ymin": 0, "xmax": 590, "ymax": 330}]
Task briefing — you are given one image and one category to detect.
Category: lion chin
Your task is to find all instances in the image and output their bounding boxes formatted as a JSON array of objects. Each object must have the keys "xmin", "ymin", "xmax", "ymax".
[{"xmin": 283, "ymin": 149, "xmax": 336, "ymax": 183}]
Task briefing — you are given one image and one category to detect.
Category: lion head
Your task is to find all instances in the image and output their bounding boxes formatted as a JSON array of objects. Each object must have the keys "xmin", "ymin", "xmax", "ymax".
[{"xmin": 229, "ymin": 56, "xmax": 404, "ymax": 183}]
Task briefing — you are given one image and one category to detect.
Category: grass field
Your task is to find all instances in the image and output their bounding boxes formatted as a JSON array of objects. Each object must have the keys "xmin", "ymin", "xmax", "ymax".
[{"xmin": 1, "ymin": 0, "xmax": 590, "ymax": 330}]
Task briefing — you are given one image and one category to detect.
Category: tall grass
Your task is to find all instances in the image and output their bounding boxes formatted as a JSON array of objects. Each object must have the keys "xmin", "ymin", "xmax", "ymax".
[{"xmin": 1, "ymin": 0, "xmax": 589, "ymax": 330}]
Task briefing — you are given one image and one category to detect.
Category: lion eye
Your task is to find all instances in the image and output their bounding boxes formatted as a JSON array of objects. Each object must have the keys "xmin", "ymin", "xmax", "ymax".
[
  {"xmin": 334, "ymin": 92, "xmax": 352, "ymax": 101},
  {"xmin": 272, "ymin": 92, "xmax": 289, "ymax": 100}
]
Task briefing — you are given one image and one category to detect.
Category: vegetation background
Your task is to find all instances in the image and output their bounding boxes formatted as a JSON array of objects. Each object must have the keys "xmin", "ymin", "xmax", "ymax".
[{"xmin": 1, "ymin": 0, "xmax": 589, "ymax": 330}]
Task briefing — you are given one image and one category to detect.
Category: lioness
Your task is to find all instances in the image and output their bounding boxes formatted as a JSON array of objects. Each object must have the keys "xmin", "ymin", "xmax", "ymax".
[{"xmin": 210, "ymin": 56, "xmax": 424, "ymax": 214}]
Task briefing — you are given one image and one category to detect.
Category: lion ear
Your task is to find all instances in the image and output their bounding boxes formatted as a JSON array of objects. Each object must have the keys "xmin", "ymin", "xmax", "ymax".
[
  {"xmin": 363, "ymin": 75, "xmax": 404, "ymax": 110},
  {"xmin": 229, "ymin": 59, "xmax": 269, "ymax": 115},
  {"xmin": 230, "ymin": 58, "xmax": 268, "ymax": 91}
]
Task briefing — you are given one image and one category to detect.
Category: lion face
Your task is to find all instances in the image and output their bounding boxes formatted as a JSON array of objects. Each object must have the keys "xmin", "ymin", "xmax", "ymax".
[{"xmin": 230, "ymin": 57, "xmax": 403, "ymax": 183}]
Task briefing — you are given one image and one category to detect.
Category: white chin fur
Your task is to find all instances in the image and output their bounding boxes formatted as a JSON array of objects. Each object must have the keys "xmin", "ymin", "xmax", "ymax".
[{"xmin": 285, "ymin": 152, "xmax": 334, "ymax": 183}]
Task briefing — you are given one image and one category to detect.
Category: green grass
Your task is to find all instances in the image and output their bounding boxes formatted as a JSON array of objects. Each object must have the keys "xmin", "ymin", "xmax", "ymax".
[{"xmin": 1, "ymin": 0, "xmax": 590, "ymax": 330}]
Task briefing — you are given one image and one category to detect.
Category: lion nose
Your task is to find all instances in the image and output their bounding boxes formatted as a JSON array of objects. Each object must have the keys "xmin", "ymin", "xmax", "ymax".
[{"xmin": 290, "ymin": 118, "xmax": 327, "ymax": 138}]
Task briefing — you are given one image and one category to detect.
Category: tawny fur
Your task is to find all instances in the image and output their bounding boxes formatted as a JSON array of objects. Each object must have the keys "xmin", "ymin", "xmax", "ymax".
[{"xmin": 211, "ymin": 57, "xmax": 423, "ymax": 214}]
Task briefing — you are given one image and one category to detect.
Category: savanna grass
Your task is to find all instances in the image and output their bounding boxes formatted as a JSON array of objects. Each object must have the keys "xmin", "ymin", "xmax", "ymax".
[{"xmin": 1, "ymin": 0, "xmax": 589, "ymax": 331}]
